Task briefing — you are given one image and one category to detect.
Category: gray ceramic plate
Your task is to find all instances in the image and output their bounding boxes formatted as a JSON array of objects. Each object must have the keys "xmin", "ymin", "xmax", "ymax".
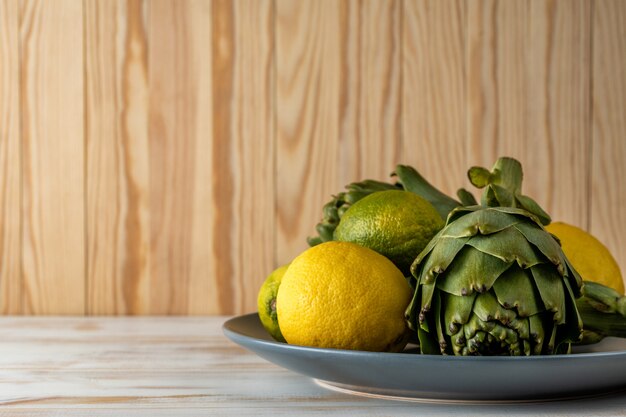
[{"xmin": 223, "ymin": 313, "xmax": 626, "ymax": 403}]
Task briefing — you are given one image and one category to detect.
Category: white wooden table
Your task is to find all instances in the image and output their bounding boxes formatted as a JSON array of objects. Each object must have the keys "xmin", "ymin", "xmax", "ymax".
[{"xmin": 0, "ymin": 317, "xmax": 624, "ymax": 416}]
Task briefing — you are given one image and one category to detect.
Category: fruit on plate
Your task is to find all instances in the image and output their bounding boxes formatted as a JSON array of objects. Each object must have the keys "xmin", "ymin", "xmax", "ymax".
[
  {"xmin": 406, "ymin": 205, "xmax": 583, "ymax": 355},
  {"xmin": 258, "ymin": 156, "xmax": 626, "ymax": 355},
  {"xmin": 334, "ymin": 190, "xmax": 444, "ymax": 275},
  {"xmin": 307, "ymin": 165, "xmax": 462, "ymax": 247},
  {"xmin": 257, "ymin": 264, "xmax": 290, "ymax": 342},
  {"xmin": 276, "ymin": 241, "xmax": 411, "ymax": 352},
  {"xmin": 545, "ymin": 222, "xmax": 624, "ymax": 294}
]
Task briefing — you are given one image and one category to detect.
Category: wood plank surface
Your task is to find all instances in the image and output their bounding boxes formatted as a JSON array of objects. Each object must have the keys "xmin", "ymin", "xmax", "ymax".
[
  {"xmin": 0, "ymin": 0, "xmax": 21, "ymax": 314},
  {"xmin": 0, "ymin": 317, "xmax": 624, "ymax": 416},
  {"xmin": 213, "ymin": 0, "xmax": 275, "ymax": 313},
  {"xmin": 337, "ymin": 0, "xmax": 402, "ymax": 186},
  {"xmin": 591, "ymin": 0, "xmax": 626, "ymax": 288},
  {"xmin": 147, "ymin": 0, "xmax": 212, "ymax": 314},
  {"xmin": 466, "ymin": 0, "xmax": 591, "ymax": 227},
  {"xmin": 276, "ymin": 0, "xmax": 402, "ymax": 265},
  {"xmin": 275, "ymin": 0, "xmax": 342, "ymax": 264},
  {"xmin": 85, "ymin": 0, "xmax": 151, "ymax": 315},
  {"xmin": 403, "ymin": 0, "xmax": 467, "ymax": 197},
  {"xmin": 20, "ymin": 0, "xmax": 85, "ymax": 314},
  {"xmin": 0, "ymin": 0, "xmax": 625, "ymax": 314}
]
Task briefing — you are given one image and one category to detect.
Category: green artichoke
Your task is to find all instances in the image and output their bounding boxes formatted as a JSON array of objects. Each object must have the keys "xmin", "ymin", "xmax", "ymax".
[{"xmin": 406, "ymin": 205, "xmax": 583, "ymax": 356}]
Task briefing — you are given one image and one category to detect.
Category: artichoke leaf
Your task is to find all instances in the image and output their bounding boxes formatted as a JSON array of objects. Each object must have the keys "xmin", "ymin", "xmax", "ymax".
[
  {"xmin": 530, "ymin": 264, "xmax": 566, "ymax": 324},
  {"xmin": 442, "ymin": 208, "xmax": 521, "ymax": 238},
  {"xmin": 529, "ymin": 315, "xmax": 545, "ymax": 354},
  {"xmin": 418, "ymin": 327, "xmax": 440, "ymax": 354},
  {"xmin": 514, "ymin": 222, "xmax": 563, "ymax": 267},
  {"xmin": 457, "ymin": 188, "xmax": 478, "ymax": 206},
  {"xmin": 443, "ymin": 292, "xmax": 477, "ymax": 336},
  {"xmin": 472, "ymin": 291, "xmax": 516, "ymax": 325},
  {"xmin": 492, "ymin": 265, "xmax": 544, "ymax": 317},
  {"xmin": 393, "ymin": 164, "xmax": 461, "ymax": 220},
  {"xmin": 561, "ymin": 255, "xmax": 584, "ymax": 297},
  {"xmin": 515, "ymin": 194, "xmax": 551, "ymax": 225},
  {"xmin": 433, "ymin": 292, "xmax": 449, "ymax": 354},
  {"xmin": 467, "ymin": 227, "xmax": 543, "ymax": 268},
  {"xmin": 561, "ymin": 279, "xmax": 584, "ymax": 342},
  {"xmin": 414, "ymin": 236, "xmax": 470, "ymax": 284},
  {"xmin": 437, "ymin": 247, "xmax": 512, "ymax": 296}
]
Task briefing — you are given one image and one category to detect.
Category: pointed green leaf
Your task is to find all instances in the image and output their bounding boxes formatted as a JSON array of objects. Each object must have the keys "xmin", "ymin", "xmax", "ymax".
[
  {"xmin": 437, "ymin": 247, "xmax": 512, "ymax": 296},
  {"xmin": 467, "ymin": 226, "xmax": 543, "ymax": 268},
  {"xmin": 530, "ymin": 264, "xmax": 565, "ymax": 323},
  {"xmin": 446, "ymin": 205, "xmax": 481, "ymax": 224},
  {"xmin": 562, "ymin": 255, "xmax": 583, "ymax": 296},
  {"xmin": 493, "ymin": 266, "xmax": 544, "ymax": 317},
  {"xmin": 417, "ymin": 327, "xmax": 440, "ymax": 354},
  {"xmin": 529, "ymin": 315, "xmax": 545, "ymax": 354},
  {"xmin": 457, "ymin": 188, "xmax": 478, "ymax": 206},
  {"xmin": 491, "ymin": 184, "xmax": 515, "ymax": 207},
  {"xmin": 416, "ymin": 236, "xmax": 469, "ymax": 284},
  {"xmin": 433, "ymin": 292, "xmax": 449, "ymax": 353},
  {"xmin": 491, "ymin": 157, "xmax": 523, "ymax": 194},
  {"xmin": 394, "ymin": 164, "xmax": 460, "ymax": 220},
  {"xmin": 442, "ymin": 208, "xmax": 521, "ymax": 239},
  {"xmin": 514, "ymin": 222, "xmax": 563, "ymax": 267},
  {"xmin": 472, "ymin": 291, "xmax": 517, "ymax": 324},
  {"xmin": 561, "ymin": 279, "xmax": 583, "ymax": 343},
  {"xmin": 443, "ymin": 293, "xmax": 477, "ymax": 335},
  {"xmin": 515, "ymin": 194, "xmax": 551, "ymax": 225}
]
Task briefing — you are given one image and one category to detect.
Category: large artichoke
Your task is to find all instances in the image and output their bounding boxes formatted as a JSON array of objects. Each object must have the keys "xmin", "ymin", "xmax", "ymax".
[{"xmin": 406, "ymin": 205, "xmax": 584, "ymax": 356}]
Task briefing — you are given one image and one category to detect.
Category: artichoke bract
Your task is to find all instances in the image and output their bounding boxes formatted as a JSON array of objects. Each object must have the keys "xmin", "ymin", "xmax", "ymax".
[{"xmin": 406, "ymin": 205, "xmax": 583, "ymax": 356}]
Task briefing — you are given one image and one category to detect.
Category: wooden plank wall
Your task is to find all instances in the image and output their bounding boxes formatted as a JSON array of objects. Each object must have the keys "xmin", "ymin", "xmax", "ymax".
[{"xmin": 0, "ymin": 0, "xmax": 624, "ymax": 315}]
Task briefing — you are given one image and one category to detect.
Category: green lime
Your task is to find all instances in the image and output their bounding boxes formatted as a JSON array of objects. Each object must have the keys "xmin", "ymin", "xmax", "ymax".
[
  {"xmin": 334, "ymin": 190, "xmax": 443, "ymax": 275},
  {"xmin": 257, "ymin": 264, "xmax": 289, "ymax": 342}
]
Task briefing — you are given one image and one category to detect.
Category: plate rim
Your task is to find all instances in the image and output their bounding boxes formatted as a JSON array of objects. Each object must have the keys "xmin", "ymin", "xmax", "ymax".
[{"xmin": 223, "ymin": 313, "xmax": 626, "ymax": 362}]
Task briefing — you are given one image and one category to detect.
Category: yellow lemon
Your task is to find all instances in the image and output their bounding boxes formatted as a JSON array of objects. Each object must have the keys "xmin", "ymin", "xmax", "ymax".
[
  {"xmin": 545, "ymin": 222, "xmax": 624, "ymax": 294},
  {"xmin": 334, "ymin": 190, "xmax": 444, "ymax": 275},
  {"xmin": 276, "ymin": 241, "xmax": 411, "ymax": 352},
  {"xmin": 257, "ymin": 264, "xmax": 290, "ymax": 342}
]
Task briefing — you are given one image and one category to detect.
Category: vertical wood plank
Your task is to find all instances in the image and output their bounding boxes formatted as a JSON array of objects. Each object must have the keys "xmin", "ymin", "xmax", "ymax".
[
  {"xmin": 337, "ymin": 0, "xmax": 402, "ymax": 186},
  {"xmin": 148, "ymin": 0, "xmax": 212, "ymax": 314},
  {"xmin": 466, "ymin": 0, "xmax": 591, "ymax": 227},
  {"xmin": 84, "ymin": 0, "xmax": 151, "ymax": 314},
  {"xmin": 276, "ymin": 0, "xmax": 342, "ymax": 264},
  {"xmin": 20, "ymin": 0, "xmax": 85, "ymax": 314},
  {"xmin": 0, "ymin": 0, "xmax": 21, "ymax": 314},
  {"xmin": 276, "ymin": 0, "xmax": 402, "ymax": 265},
  {"xmin": 403, "ymin": 0, "xmax": 467, "ymax": 197},
  {"xmin": 591, "ymin": 0, "xmax": 626, "ymax": 285},
  {"xmin": 527, "ymin": 0, "xmax": 591, "ymax": 226},
  {"xmin": 214, "ymin": 0, "xmax": 275, "ymax": 313},
  {"xmin": 467, "ymin": 0, "xmax": 529, "ymax": 162}
]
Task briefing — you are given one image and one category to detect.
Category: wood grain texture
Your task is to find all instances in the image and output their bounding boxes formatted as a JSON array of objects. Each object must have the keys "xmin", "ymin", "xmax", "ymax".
[
  {"xmin": 276, "ymin": 0, "xmax": 402, "ymax": 265},
  {"xmin": 403, "ymin": 0, "xmax": 467, "ymax": 197},
  {"xmin": 1, "ymin": 0, "xmax": 626, "ymax": 314},
  {"xmin": 148, "ymin": 0, "xmax": 213, "ymax": 314},
  {"xmin": 213, "ymin": 0, "xmax": 275, "ymax": 314},
  {"xmin": 591, "ymin": 0, "xmax": 626, "ymax": 289},
  {"xmin": 0, "ymin": 0, "xmax": 21, "ymax": 314},
  {"xmin": 337, "ymin": 0, "xmax": 402, "ymax": 186},
  {"xmin": 20, "ymin": 0, "xmax": 85, "ymax": 314},
  {"xmin": 0, "ymin": 317, "xmax": 624, "ymax": 415},
  {"xmin": 467, "ymin": 0, "xmax": 591, "ymax": 227},
  {"xmin": 276, "ymin": 0, "xmax": 342, "ymax": 264},
  {"xmin": 85, "ymin": 0, "xmax": 151, "ymax": 315}
]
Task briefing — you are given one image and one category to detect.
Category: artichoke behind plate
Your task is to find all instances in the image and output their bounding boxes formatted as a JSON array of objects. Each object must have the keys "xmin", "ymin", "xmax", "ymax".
[{"xmin": 406, "ymin": 205, "xmax": 583, "ymax": 356}]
